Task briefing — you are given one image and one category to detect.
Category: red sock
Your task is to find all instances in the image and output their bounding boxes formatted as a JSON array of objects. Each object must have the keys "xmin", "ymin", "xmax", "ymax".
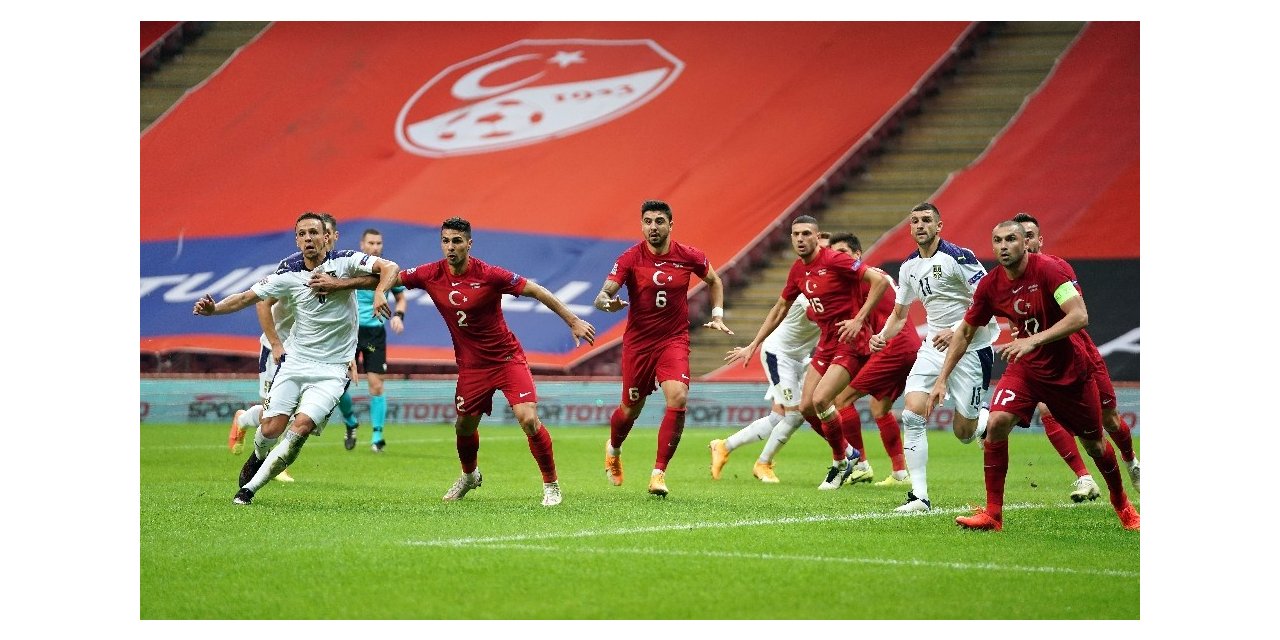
[
  {"xmin": 655, "ymin": 408, "xmax": 686, "ymax": 471},
  {"xmin": 526, "ymin": 423, "xmax": 557, "ymax": 483},
  {"xmin": 457, "ymin": 431, "xmax": 480, "ymax": 473},
  {"xmin": 805, "ymin": 414, "xmax": 825, "ymax": 437},
  {"xmin": 609, "ymin": 406, "xmax": 636, "ymax": 450},
  {"xmin": 820, "ymin": 409, "xmax": 846, "ymax": 461},
  {"xmin": 1043, "ymin": 413, "xmax": 1089, "ymax": 477},
  {"xmin": 876, "ymin": 414, "xmax": 906, "ymax": 472},
  {"xmin": 1107, "ymin": 416, "xmax": 1136, "ymax": 463},
  {"xmin": 838, "ymin": 406, "xmax": 866, "ymax": 462},
  {"xmin": 983, "ymin": 438, "xmax": 1009, "ymax": 520},
  {"xmin": 1086, "ymin": 440, "xmax": 1131, "ymax": 512}
]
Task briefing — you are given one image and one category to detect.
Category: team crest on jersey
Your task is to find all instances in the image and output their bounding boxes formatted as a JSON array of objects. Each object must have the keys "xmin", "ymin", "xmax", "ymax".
[
  {"xmin": 932, "ymin": 265, "xmax": 943, "ymax": 278},
  {"xmin": 396, "ymin": 40, "xmax": 684, "ymax": 157}
]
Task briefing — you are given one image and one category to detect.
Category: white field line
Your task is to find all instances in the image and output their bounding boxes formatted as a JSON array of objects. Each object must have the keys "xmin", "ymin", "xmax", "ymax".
[
  {"xmin": 458, "ymin": 543, "xmax": 1138, "ymax": 578},
  {"xmin": 404, "ymin": 503, "xmax": 1137, "ymax": 578}
]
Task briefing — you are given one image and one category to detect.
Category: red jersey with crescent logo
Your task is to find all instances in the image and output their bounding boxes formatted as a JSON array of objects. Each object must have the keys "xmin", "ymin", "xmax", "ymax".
[
  {"xmin": 607, "ymin": 240, "xmax": 709, "ymax": 351},
  {"xmin": 965, "ymin": 252, "xmax": 1092, "ymax": 385},
  {"xmin": 1041, "ymin": 252, "xmax": 1109, "ymax": 371},
  {"xmin": 781, "ymin": 246, "xmax": 871, "ymax": 356},
  {"xmin": 400, "ymin": 257, "xmax": 528, "ymax": 368}
]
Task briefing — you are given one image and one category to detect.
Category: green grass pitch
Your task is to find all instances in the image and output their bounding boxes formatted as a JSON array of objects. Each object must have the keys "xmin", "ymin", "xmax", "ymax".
[{"xmin": 140, "ymin": 423, "xmax": 1139, "ymax": 619}]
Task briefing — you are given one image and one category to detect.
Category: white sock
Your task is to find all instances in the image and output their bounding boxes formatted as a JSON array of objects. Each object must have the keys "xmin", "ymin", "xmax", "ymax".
[
  {"xmin": 726, "ymin": 412, "xmax": 782, "ymax": 451},
  {"xmin": 760, "ymin": 412, "xmax": 804, "ymax": 463},
  {"xmin": 238, "ymin": 405, "xmax": 264, "ymax": 429},
  {"xmin": 902, "ymin": 409, "xmax": 929, "ymax": 501},
  {"xmin": 253, "ymin": 428, "xmax": 279, "ymax": 459},
  {"xmin": 247, "ymin": 430, "xmax": 306, "ymax": 491}
]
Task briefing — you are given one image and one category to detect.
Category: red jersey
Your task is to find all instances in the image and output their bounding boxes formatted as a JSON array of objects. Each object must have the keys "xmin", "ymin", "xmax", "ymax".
[
  {"xmin": 400, "ymin": 257, "xmax": 527, "ymax": 369},
  {"xmin": 781, "ymin": 247, "xmax": 871, "ymax": 356},
  {"xmin": 607, "ymin": 240, "xmax": 709, "ymax": 351},
  {"xmin": 1041, "ymin": 253, "xmax": 1108, "ymax": 367},
  {"xmin": 965, "ymin": 252, "xmax": 1092, "ymax": 385}
]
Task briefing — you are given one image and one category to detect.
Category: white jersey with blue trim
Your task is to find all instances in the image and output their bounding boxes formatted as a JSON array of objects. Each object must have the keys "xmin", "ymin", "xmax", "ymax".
[
  {"xmin": 250, "ymin": 249, "xmax": 378, "ymax": 364},
  {"xmin": 761, "ymin": 294, "xmax": 821, "ymax": 360},
  {"xmin": 896, "ymin": 239, "xmax": 998, "ymax": 351}
]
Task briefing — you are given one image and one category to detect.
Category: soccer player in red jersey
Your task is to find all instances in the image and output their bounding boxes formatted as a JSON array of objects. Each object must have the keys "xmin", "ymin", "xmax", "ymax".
[
  {"xmin": 395, "ymin": 217, "xmax": 596, "ymax": 507},
  {"xmin": 823, "ymin": 233, "xmax": 919, "ymax": 491},
  {"xmin": 727, "ymin": 216, "xmax": 891, "ymax": 488},
  {"xmin": 932, "ymin": 221, "xmax": 1138, "ymax": 531},
  {"xmin": 1012, "ymin": 213, "xmax": 1140, "ymax": 498},
  {"xmin": 594, "ymin": 200, "xmax": 733, "ymax": 497}
]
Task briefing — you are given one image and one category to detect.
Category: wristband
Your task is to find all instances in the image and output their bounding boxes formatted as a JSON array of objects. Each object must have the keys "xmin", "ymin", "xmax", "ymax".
[
  {"xmin": 711, "ymin": 306, "xmax": 724, "ymax": 318},
  {"xmin": 394, "ymin": 311, "xmax": 404, "ymax": 319}
]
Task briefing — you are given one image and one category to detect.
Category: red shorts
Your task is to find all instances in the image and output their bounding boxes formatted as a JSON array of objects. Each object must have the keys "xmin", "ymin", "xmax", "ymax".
[
  {"xmin": 455, "ymin": 361, "xmax": 538, "ymax": 416},
  {"xmin": 620, "ymin": 340, "xmax": 689, "ymax": 406},
  {"xmin": 850, "ymin": 333, "xmax": 915, "ymax": 401},
  {"xmin": 810, "ymin": 340, "xmax": 866, "ymax": 378},
  {"xmin": 1088, "ymin": 352, "xmax": 1117, "ymax": 410},
  {"xmin": 991, "ymin": 371, "xmax": 1102, "ymax": 440}
]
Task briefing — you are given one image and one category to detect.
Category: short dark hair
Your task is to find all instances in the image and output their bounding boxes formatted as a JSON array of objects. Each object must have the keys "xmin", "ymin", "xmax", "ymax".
[
  {"xmin": 641, "ymin": 200, "xmax": 672, "ymax": 221},
  {"xmin": 362, "ymin": 228, "xmax": 382, "ymax": 239},
  {"xmin": 442, "ymin": 216, "xmax": 472, "ymax": 238},
  {"xmin": 1012, "ymin": 212, "xmax": 1039, "ymax": 227},
  {"xmin": 296, "ymin": 212, "xmax": 326, "ymax": 229},
  {"xmin": 828, "ymin": 232, "xmax": 861, "ymax": 252},
  {"xmin": 995, "ymin": 220, "xmax": 1026, "ymax": 238},
  {"xmin": 911, "ymin": 202, "xmax": 940, "ymax": 218},
  {"xmin": 792, "ymin": 214, "xmax": 818, "ymax": 227}
]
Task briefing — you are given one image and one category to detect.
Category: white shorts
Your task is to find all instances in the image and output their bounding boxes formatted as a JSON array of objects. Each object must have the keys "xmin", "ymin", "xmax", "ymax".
[
  {"xmin": 760, "ymin": 348, "xmax": 807, "ymax": 408},
  {"xmin": 904, "ymin": 344, "xmax": 994, "ymax": 420},
  {"xmin": 258, "ymin": 345, "xmax": 280, "ymax": 401},
  {"xmin": 263, "ymin": 356, "xmax": 350, "ymax": 436}
]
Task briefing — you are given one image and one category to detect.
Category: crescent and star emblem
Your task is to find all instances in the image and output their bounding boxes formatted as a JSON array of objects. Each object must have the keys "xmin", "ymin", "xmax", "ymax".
[
  {"xmin": 804, "ymin": 279, "xmax": 816, "ymax": 294},
  {"xmin": 448, "ymin": 290, "xmax": 468, "ymax": 306},
  {"xmin": 652, "ymin": 270, "xmax": 673, "ymax": 286},
  {"xmin": 1013, "ymin": 298, "xmax": 1030, "ymax": 315}
]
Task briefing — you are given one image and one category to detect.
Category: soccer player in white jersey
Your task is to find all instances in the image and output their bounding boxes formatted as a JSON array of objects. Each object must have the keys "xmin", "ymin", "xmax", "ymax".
[
  {"xmin": 870, "ymin": 202, "xmax": 997, "ymax": 513},
  {"xmin": 225, "ymin": 214, "xmax": 366, "ymax": 482},
  {"xmin": 194, "ymin": 212, "xmax": 400, "ymax": 505},
  {"xmin": 711, "ymin": 292, "xmax": 820, "ymax": 483}
]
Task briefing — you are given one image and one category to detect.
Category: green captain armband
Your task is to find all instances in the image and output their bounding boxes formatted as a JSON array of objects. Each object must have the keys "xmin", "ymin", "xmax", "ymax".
[{"xmin": 1052, "ymin": 281, "xmax": 1079, "ymax": 305}]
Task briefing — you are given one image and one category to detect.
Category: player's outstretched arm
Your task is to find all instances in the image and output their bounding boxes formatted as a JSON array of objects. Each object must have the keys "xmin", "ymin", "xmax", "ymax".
[
  {"xmin": 370, "ymin": 259, "xmax": 401, "ymax": 321},
  {"xmin": 193, "ymin": 290, "xmax": 262, "ymax": 316},
  {"xmin": 725, "ymin": 296, "xmax": 790, "ymax": 367},
  {"xmin": 308, "ymin": 273, "xmax": 380, "ymax": 292},
  {"xmin": 870, "ymin": 303, "xmax": 910, "ymax": 353},
  {"xmin": 593, "ymin": 280, "xmax": 628, "ymax": 313},
  {"xmin": 389, "ymin": 289, "xmax": 407, "ymax": 334},
  {"xmin": 925, "ymin": 320, "xmax": 977, "ymax": 420},
  {"xmin": 524, "ymin": 281, "xmax": 597, "ymax": 347},
  {"xmin": 700, "ymin": 265, "xmax": 733, "ymax": 335}
]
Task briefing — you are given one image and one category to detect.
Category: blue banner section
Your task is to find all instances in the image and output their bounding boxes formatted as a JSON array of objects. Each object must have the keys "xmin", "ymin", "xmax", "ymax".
[{"xmin": 141, "ymin": 222, "xmax": 634, "ymax": 355}]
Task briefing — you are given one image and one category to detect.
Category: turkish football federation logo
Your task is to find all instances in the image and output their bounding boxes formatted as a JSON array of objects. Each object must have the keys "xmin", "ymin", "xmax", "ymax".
[{"xmin": 396, "ymin": 39, "xmax": 684, "ymax": 157}]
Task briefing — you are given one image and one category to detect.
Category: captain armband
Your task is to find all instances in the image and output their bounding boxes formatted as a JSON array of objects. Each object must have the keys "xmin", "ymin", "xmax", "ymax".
[{"xmin": 1052, "ymin": 281, "xmax": 1080, "ymax": 305}]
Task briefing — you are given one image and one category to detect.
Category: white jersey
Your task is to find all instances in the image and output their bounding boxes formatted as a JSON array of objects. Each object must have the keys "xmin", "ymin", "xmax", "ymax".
[
  {"xmin": 761, "ymin": 294, "xmax": 821, "ymax": 360},
  {"xmin": 896, "ymin": 239, "xmax": 998, "ymax": 351},
  {"xmin": 251, "ymin": 249, "xmax": 378, "ymax": 364},
  {"xmin": 257, "ymin": 298, "xmax": 296, "ymax": 350}
]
